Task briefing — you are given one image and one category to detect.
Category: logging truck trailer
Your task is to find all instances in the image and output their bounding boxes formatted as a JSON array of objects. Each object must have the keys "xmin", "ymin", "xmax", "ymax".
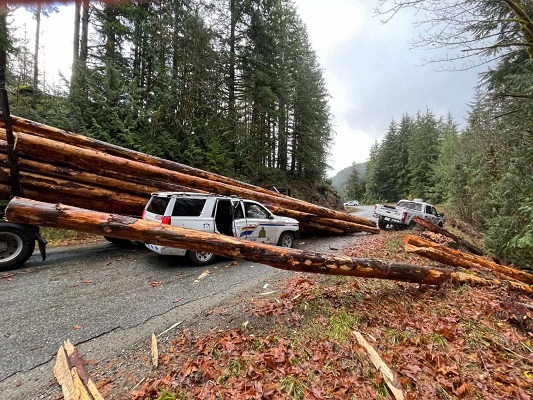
[{"xmin": 0, "ymin": 53, "xmax": 47, "ymax": 271}]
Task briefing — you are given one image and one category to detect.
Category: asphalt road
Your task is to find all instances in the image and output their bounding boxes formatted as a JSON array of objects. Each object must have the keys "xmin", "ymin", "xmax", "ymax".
[{"xmin": 0, "ymin": 206, "xmax": 376, "ymax": 399}]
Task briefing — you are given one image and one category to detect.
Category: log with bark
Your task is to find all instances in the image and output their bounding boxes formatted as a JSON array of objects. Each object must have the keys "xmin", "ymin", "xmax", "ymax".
[
  {"xmin": 0, "ymin": 160, "xmax": 364, "ymax": 234},
  {"xmin": 413, "ymin": 216, "xmax": 484, "ymax": 256},
  {"xmin": 6, "ymin": 197, "xmax": 532, "ymax": 293},
  {"xmin": 4, "ymin": 116, "xmax": 296, "ymax": 200},
  {"xmin": 403, "ymin": 234, "xmax": 533, "ymax": 286},
  {"xmin": 0, "ymin": 129, "xmax": 377, "ymax": 233}
]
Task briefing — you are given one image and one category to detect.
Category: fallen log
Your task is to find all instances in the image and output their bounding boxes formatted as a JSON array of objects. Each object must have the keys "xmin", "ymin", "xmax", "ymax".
[
  {"xmin": 4, "ymin": 170, "xmax": 148, "ymax": 215},
  {"xmin": 403, "ymin": 234, "xmax": 533, "ymax": 286},
  {"xmin": 6, "ymin": 197, "xmax": 532, "ymax": 293},
  {"xmin": 0, "ymin": 130, "xmax": 377, "ymax": 232},
  {"xmin": 413, "ymin": 216, "xmax": 483, "ymax": 256},
  {"xmin": 3, "ymin": 117, "xmax": 337, "ymax": 210},
  {"xmin": 266, "ymin": 205, "xmax": 380, "ymax": 235},
  {"xmin": 0, "ymin": 152, "xmax": 163, "ymax": 196},
  {"xmin": 0, "ymin": 165, "xmax": 363, "ymax": 235}
]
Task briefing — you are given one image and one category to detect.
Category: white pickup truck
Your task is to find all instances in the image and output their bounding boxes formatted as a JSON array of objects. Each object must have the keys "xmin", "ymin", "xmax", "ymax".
[
  {"xmin": 142, "ymin": 192, "xmax": 300, "ymax": 265},
  {"xmin": 374, "ymin": 199, "xmax": 444, "ymax": 230}
]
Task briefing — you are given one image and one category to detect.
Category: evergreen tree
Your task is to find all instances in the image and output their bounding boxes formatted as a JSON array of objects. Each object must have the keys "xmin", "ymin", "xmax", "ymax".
[
  {"xmin": 344, "ymin": 165, "xmax": 365, "ymax": 201},
  {"xmin": 406, "ymin": 110, "xmax": 441, "ymax": 200}
]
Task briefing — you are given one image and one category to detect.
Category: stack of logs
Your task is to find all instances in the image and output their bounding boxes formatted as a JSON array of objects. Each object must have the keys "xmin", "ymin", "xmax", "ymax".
[{"xmin": 0, "ymin": 116, "xmax": 378, "ymax": 235}]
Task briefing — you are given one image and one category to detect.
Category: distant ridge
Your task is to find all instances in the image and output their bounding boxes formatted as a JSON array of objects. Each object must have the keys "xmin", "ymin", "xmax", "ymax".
[{"xmin": 330, "ymin": 162, "xmax": 367, "ymax": 192}]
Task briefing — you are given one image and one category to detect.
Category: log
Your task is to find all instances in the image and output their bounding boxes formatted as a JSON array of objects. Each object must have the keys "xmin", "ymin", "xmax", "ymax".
[
  {"xmin": 0, "ymin": 165, "xmax": 360, "ymax": 234},
  {"xmin": 413, "ymin": 216, "xmax": 484, "ymax": 256},
  {"xmin": 2, "ymin": 170, "xmax": 148, "ymax": 215},
  {"xmin": 7, "ymin": 197, "xmax": 532, "ymax": 293},
  {"xmin": 3, "ymin": 117, "xmax": 332, "ymax": 208},
  {"xmin": 0, "ymin": 165, "xmax": 364, "ymax": 235},
  {"xmin": 266, "ymin": 204, "xmax": 380, "ymax": 235},
  {"xmin": 0, "ymin": 130, "xmax": 377, "ymax": 232},
  {"xmin": 0, "ymin": 152, "xmax": 162, "ymax": 196},
  {"xmin": 403, "ymin": 234, "xmax": 533, "ymax": 286}
]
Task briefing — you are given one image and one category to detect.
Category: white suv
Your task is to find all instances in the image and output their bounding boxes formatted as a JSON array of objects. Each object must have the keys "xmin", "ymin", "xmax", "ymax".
[{"xmin": 142, "ymin": 192, "xmax": 299, "ymax": 265}]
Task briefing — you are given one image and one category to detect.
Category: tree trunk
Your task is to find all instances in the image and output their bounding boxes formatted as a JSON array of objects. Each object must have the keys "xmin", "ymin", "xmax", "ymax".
[
  {"xmin": 403, "ymin": 234, "xmax": 533, "ymax": 286},
  {"xmin": 33, "ymin": 5, "xmax": 41, "ymax": 91},
  {"xmin": 413, "ymin": 216, "xmax": 484, "ymax": 256},
  {"xmin": 8, "ymin": 197, "xmax": 529, "ymax": 292},
  {"xmin": 80, "ymin": 0, "xmax": 89, "ymax": 63}
]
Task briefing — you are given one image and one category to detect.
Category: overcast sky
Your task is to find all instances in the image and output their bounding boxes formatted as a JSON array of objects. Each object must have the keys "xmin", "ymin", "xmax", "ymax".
[
  {"xmin": 12, "ymin": 1, "xmax": 481, "ymax": 175},
  {"xmin": 293, "ymin": 0, "xmax": 481, "ymax": 175}
]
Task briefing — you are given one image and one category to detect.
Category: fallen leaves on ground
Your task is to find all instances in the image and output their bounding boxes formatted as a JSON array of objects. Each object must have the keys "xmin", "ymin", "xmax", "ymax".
[{"xmin": 126, "ymin": 230, "xmax": 533, "ymax": 399}]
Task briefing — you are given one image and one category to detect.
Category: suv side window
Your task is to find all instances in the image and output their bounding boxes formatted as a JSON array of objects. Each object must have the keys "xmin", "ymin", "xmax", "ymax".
[
  {"xmin": 233, "ymin": 203, "xmax": 244, "ymax": 219},
  {"xmin": 425, "ymin": 205, "xmax": 432, "ymax": 214},
  {"xmin": 172, "ymin": 199, "xmax": 206, "ymax": 216},
  {"xmin": 244, "ymin": 202, "xmax": 269, "ymax": 219},
  {"xmin": 146, "ymin": 197, "xmax": 171, "ymax": 215}
]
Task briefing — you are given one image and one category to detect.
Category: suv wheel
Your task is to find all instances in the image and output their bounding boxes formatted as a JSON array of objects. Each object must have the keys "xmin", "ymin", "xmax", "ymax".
[
  {"xmin": 187, "ymin": 250, "xmax": 216, "ymax": 266},
  {"xmin": 277, "ymin": 232, "xmax": 294, "ymax": 248}
]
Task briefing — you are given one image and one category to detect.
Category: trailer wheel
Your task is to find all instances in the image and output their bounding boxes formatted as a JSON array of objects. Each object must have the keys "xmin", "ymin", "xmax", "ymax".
[
  {"xmin": 0, "ymin": 224, "xmax": 36, "ymax": 271},
  {"xmin": 377, "ymin": 219, "xmax": 387, "ymax": 230},
  {"xmin": 187, "ymin": 250, "xmax": 216, "ymax": 266}
]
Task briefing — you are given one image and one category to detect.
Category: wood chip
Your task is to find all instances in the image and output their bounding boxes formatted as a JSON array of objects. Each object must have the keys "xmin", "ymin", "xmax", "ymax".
[
  {"xmin": 151, "ymin": 333, "xmax": 158, "ymax": 368},
  {"xmin": 354, "ymin": 330, "xmax": 404, "ymax": 400}
]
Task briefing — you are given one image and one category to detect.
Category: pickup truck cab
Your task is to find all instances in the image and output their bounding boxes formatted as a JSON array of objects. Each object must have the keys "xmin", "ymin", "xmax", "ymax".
[
  {"xmin": 142, "ymin": 192, "xmax": 299, "ymax": 265},
  {"xmin": 374, "ymin": 199, "xmax": 444, "ymax": 230}
]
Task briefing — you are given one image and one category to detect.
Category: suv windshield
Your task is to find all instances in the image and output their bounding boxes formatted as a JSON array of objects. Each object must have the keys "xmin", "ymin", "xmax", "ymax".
[{"xmin": 146, "ymin": 197, "xmax": 171, "ymax": 215}]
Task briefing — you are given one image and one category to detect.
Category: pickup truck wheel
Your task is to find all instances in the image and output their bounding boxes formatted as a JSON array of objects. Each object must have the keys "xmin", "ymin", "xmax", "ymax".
[
  {"xmin": 277, "ymin": 232, "xmax": 294, "ymax": 248},
  {"xmin": 0, "ymin": 224, "xmax": 36, "ymax": 271},
  {"xmin": 187, "ymin": 250, "xmax": 217, "ymax": 266},
  {"xmin": 377, "ymin": 219, "xmax": 387, "ymax": 230}
]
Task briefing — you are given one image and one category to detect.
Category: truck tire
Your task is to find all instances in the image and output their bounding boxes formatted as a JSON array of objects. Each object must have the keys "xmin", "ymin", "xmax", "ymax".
[
  {"xmin": 0, "ymin": 224, "xmax": 36, "ymax": 271},
  {"xmin": 277, "ymin": 232, "xmax": 294, "ymax": 248},
  {"xmin": 103, "ymin": 236, "xmax": 141, "ymax": 247},
  {"xmin": 187, "ymin": 250, "xmax": 216, "ymax": 266},
  {"xmin": 377, "ymin": 219, "xmax": 387, "ymax": 230}
]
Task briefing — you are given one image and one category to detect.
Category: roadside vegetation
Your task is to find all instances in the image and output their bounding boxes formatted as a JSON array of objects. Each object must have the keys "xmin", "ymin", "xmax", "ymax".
[{"xmin": 110, "ymin": 226, "xmax": 532, "ymax": 399}]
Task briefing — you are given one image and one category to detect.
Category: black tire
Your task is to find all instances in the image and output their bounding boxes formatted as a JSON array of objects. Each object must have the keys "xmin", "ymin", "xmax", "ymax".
[
  {"xmin": 103, "ymin": 236, "xmax": 136, "ymax": 246},
  {"xmin": 377, "ymin": 219, "xmax": 387, "ymax": 230},
  {"xmin": 187, "ymin": 250, "xmax": 217, "ymax": 266},
  {"xmin": 0, "ymin": 223, "xmax": 36, "ymax": 271},
  {"xmin": 277, "ymin": 232, "xmax": 294, "ymax": 248}
]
